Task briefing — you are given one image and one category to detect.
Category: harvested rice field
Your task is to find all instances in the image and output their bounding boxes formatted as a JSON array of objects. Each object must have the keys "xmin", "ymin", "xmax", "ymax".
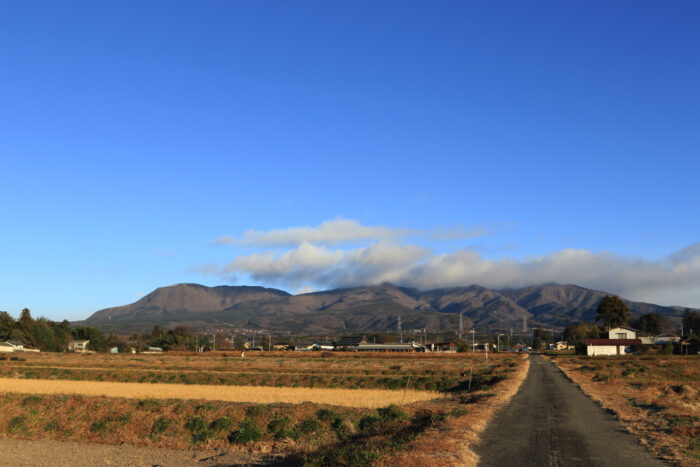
[
  {"xmin": 0, "ymin": 351, "xmax": 529, "ymax": 465},
  {"xmin": 0, "ymin": 377, "xmax": 437, "ymax": 407}
]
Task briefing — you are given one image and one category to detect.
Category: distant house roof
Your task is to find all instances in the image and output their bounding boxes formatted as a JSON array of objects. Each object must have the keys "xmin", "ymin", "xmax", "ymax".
[
  {"xmin": 585, "ymin": 339, "xmax": 641, "ymax": 345},
  {"xmin": 6, "ymin": 340, "xmax": 24, "ymax": 347},
  {"xmin": 356, "ymin": 343, "xmax": 415, "ymax": 351},
  {"xmin": 148, "ymin": 346, "xmax": 163, "ymax": 351},
  {"xmin": 0, "ymin": 342, "xmax": 13, "ymax": 348},
  {"xmin": 609, "ymin": 326, "xmax": 638, "ymax": 332},
  {"xmin": 336, "ymin": 336, "xmax": 367, "ymax": 347}
]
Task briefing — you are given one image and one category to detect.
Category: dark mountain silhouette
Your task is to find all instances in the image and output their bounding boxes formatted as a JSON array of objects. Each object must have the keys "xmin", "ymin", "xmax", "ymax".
[{"xmin": 79, "ymin": 282, "xmax": 691, "ymax": 334}]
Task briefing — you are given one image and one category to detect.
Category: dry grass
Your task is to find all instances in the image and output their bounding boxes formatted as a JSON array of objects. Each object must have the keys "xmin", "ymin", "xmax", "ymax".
[
  {"xmin": 0, "ymin": 352, "xmax": 530, "ymax": 465},
  {"xmin": 0, "ymin": 352, "xmax": 478, "ymax": 391},
  {"xmin": 0, "ymin": 377, "xmax": 436, "ymax": 408},
  {"xmin": 548, "ymin": 354, "xmax": 699, "ymax": 466}
]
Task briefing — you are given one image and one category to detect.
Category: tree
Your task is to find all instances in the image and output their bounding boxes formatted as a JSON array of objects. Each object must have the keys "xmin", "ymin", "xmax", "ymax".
[
  {"xmin": 0, "ymin": 312, "xmax": 14, "ymax": 340},
  {"xmin": 635, "ymin": 312, "xmax": 665, "ymax": 335},
  {"xmin": 595, "ymin": 296, "xmax": 630, "ymax": 330},
  {"xmin": 564, "ymin": 322, "xmax": 600, "ymax": 354},
  {"xmin": 682, "ymin": 309, "xmax": 700, "ymax": 336},
  {"xmin": 18, "ymin": 308, "xmax": 34, "ymax": 333}
]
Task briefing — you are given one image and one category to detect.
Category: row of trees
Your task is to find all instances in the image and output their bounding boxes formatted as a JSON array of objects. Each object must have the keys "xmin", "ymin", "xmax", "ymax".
[{"xmin": 0, "ymin": 308, "xmax": 114, "ymax": 352}]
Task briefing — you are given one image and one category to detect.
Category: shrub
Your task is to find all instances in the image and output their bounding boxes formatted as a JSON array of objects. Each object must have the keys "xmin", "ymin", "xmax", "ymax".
[
  {"xmin": 184, "ymin": 416, "xmax": 212, "ymax": 444},
  {"xmin": 8, "ymin": 416, "xmax": 26, "ymax": 433},
  {"xmin": 151, "ymin": 417, "xmax": 171, "ymax": 435},
  {"xmin": 377, "ymin": 405, "xmax": 409, "ymax": 422},
  {"xmin": 89, "ymin": 420, "xmax": 108, "ymax": 433},
  {"xmin": 298, "ymin": 417, "xmax": 322, "ymax": 434},
  {"xmin": 267, "ymin": 416, "xmax": 300, "ymax": 440},
  {"xmin": 43, "ymin": 420, "xmax": 61, "ymax": 432},
  {"xmin": 246, "ymin": 405, "xmax": 268, "ymax": 418},
  {"xmin": 210, "ymin": 416, "xmax": 233, "ymax": 433},
  {"xmin": 316, "ymin": 408, "xmax": 338, "ymax": 422},
  {"xmin": 229, "ymin": 418, "xmax": 262, "ymax": 444},
  {"xmin": 21, "ymin": 395, "xmax": 44, "ymax": 407}
]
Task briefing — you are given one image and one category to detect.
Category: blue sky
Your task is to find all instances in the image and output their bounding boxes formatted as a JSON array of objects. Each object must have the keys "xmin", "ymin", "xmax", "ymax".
[{"xmin": 1, "ymin": 1, "xmax": 699, "ymax": 320}]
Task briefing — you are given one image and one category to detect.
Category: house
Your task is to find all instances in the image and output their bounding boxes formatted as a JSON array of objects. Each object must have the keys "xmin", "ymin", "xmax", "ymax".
[
  {"xmin": 334, "ymin": 336, "xmax": 367, "ymax": 350},
  {"xmin": 639, "ymin": 334, "xmax": 681, "ymax": 345},
  {"xmin": 607, "ymin": 326, "xmax": 638, "ymax": 340},
  {"xmin": 428, "ymin": 341, "xmax": 457, "ymax": 353},
  {"xmin": 68, "ymin": 340, "xmax": 90, "ymax": 352},
  {"xmin": 585, "ymin": 326, "xmax": 642, "ymax": 356},
  {"xmin": 110, "ymin": 347, "xmax": 119, "ymax": 353},
  {"xmin": 0, "ymin": 342, "xmax": 14, "ymax": 353},
  {"xmin": 554, "ymin": 341, "xmax": 574, "ymax": 351},
  {"xmin": 6, "ymin": 341, "xmax": 24, "ymax": 351}
]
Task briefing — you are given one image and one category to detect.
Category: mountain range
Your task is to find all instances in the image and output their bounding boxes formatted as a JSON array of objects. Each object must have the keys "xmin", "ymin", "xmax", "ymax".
[{"xmin": 80, "ymin": 283, "xmax": 692, "ymax": 335}]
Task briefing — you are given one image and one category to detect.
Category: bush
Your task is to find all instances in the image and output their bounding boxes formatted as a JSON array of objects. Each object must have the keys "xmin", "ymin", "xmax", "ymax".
[
  {"xmin": 229, "ymin": 418, "xmax": 262, "ymax": 444},
  {"xmin": 89, "ymin": 419, "xmax": 108, "ymax": 433},
  {"xmin": 377, "ymin": 405, "xmax": 409, "ymax": 422},
  {"xmin": 210, "ymin": 416, "xmax": 233, "ymax": 433},
  {"xmin": 8, "ymin": 416, "xmax": 26, "ymax": 433},
  {"xmin": 43, "ymin": 420, "xmax": 61, "ymax": 432},
  {"xmin": 298, "ymin": 417, "xmax": 322, "ymax": 434},
  {"xmin": 151, "ymin": 417, "xmax": 171, "ymax": 435},
  {"xmin": 267, "ymin": 416, "xmax": 299, "ymax": 440},
  {"xmin": 184, "ymin": 416, "xmax": 212, "ymax": 444},
  {"xmin": 316, "ymin": 408, "xmax": 339, "ymax": 422},
  {"xmin": 246, "ymin": 405, "xmax": 268, "ymax": 418}
]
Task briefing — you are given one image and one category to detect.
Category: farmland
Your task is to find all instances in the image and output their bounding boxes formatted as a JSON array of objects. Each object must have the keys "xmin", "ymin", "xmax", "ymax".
[
  {"xmin": 0, "ymin": 351, "xmax": 529, "ymax": 465},
  {"xmin": 548, "ymin": 354, "xmax": 700, "ymax": 466}
]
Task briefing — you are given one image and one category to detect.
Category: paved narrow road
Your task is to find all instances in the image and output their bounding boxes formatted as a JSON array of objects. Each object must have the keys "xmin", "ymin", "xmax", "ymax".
[{"xmin": 476, "ymin": 355, "xmax": 664, "ymax": 467}]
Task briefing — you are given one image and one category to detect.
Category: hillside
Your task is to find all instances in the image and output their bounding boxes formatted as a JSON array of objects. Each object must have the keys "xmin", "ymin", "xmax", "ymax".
[{"xmin": 79, "ymin": 283, "xmax": 691, "ymax": 334}]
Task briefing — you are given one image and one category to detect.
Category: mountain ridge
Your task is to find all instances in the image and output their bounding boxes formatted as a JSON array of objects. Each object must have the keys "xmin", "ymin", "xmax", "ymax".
[{"xmin": 79, "ymin": 282, "xmax": 692, "ymax": 334}]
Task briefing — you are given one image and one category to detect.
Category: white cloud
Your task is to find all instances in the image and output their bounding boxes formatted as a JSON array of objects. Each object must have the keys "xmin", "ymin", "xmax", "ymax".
[
  {"xmin": 212, "ymin": 218, "xmax": 416, "ymax": 247},
  {"xmin": 214, "ymin": 241, "xmax": 700, "ymax": 307}
]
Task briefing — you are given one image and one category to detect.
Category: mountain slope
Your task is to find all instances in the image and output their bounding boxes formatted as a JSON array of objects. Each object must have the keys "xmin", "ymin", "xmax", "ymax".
[{"xmin": 81, "ymin": 283, "xmax": 690, "ymax": 334}]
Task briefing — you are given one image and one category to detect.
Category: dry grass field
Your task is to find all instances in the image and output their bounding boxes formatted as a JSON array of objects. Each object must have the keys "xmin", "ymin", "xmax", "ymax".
[
  {"xmin": 0, "ymin": 352, "xmax": 527, "ymax": 465},
  {"xmin": 548, "ymin": 354, "xmax": 700, "ymax": 466},
  {"xmin": 0, "ymin": 351, "xmax": 475, "ymax": 391},
  {"xmin": 0, "ymin": 351, "xmax": 529, "ymax": 465}
]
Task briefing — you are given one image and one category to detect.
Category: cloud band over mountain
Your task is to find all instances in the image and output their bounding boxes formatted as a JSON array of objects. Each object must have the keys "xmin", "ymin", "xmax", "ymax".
[{"xmin": 199, "ymin": 219, "xmax": 700, "ymax": 308}]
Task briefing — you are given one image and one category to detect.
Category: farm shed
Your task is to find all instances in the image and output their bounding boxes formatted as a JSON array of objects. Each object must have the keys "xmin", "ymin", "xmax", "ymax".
[
  {"xmin": 356, "ymin": 343, "xmax": 416, "ymax": 352},
  {"xmin": 585, "ymin": 338, "xmax": 641, "ymax": 356}
]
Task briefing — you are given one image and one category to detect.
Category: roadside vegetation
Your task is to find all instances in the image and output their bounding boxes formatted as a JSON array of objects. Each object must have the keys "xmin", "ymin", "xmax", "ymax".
[{"xmin": 548, "ymin": 354, "xmax": 699, "ymax": 466}]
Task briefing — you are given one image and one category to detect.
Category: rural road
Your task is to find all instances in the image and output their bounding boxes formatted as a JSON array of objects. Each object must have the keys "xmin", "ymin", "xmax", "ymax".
[{"xmin": 476, "ymin": 354, "xmax": 664, "ymax": 467}]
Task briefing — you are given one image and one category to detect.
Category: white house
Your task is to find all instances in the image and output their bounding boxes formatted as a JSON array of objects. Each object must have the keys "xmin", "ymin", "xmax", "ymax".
[
  {"xmin": 0, "ymin": 342, "xmax": 15, "ymax": 353},
  {"xmin": 68, "ymin": 340, "xmax": 90, "ymax": 352},
  {"xmin": 5, "ymin": 341, "xmax": 25, "ymax": 351},
  {"xmin": 607, "ymin": 326, "xmax": 638, "ymax": 340}
]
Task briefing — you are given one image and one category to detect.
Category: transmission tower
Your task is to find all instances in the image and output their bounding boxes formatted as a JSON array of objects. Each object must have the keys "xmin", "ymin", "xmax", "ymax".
[{"xmin": 398, "ymin": 316, "xmax": 402, "ymax": 343}]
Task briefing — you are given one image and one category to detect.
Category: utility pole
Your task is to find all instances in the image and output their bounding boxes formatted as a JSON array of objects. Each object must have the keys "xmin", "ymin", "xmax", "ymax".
[
  {"xmin": 195, "ymin": 335, "xmax": 198, "ymax": 352},
  {"xmin": 497, "ymin": 333, "xmax": 504, "ymax": 351},
  {"xmin": 470, "ymin": 328, "xmax": 476, "ymax": 353},
  {"xmin": 398, "ymin": 316, "xmax": 403, "ymax": 343},
  {"xmin": 459, "ymin": 312, "xmax": 463, "ymax": 340},
  {"xmin": 213, "ymin": 334, "xmax": 216, "ymax": 351},
  {"xmin": 268, "ymin": 334, "xmax": 271, "ymax": 352}
]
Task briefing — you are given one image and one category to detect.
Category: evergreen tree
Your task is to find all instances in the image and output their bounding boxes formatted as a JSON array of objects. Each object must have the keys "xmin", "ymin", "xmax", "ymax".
[{"xmin": 595, "ymin": 296, "xmax": 630, "ymax": 330}]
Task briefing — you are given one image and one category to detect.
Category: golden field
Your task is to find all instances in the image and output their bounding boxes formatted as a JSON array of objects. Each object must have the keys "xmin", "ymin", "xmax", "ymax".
[{"xmin": 0, "ymin": 377, "xmax": 437, "ymax": 407}]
